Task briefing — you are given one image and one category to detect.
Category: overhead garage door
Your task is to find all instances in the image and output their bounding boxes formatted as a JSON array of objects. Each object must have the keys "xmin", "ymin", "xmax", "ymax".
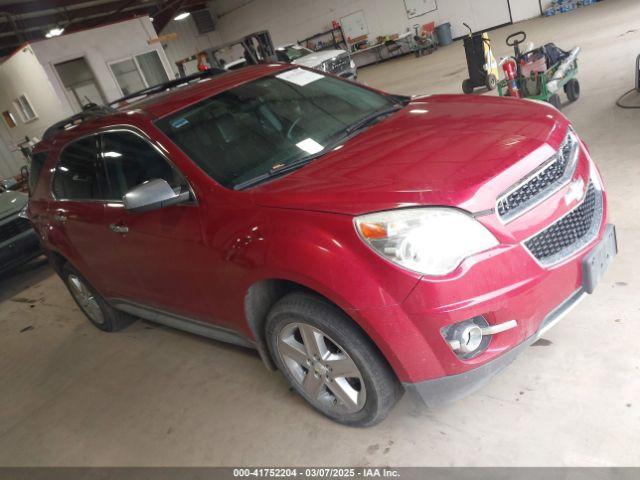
[{"xmin": 437, "ymin": 0, "xmax": 512, "ymax": 38}]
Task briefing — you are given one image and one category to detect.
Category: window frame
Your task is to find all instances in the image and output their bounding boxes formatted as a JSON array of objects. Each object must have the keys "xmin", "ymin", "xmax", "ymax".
[
  {"xmin": 28, "ymin": 151, "xmax": 49, "ymax": 195},
  {"xmin": 2, "ymin": 110, "xmax": 17, "ymax": 128},
  {"xmin": 108, "ymin": 51, "xmax": 170, "ymax": 97},
  {"xmin": 14, "ymin": 94, "xmax": 38, "ymax": 123},
  {"xmin": 50, "ymin": 126, "xmax": 197, "ymax": 205}
]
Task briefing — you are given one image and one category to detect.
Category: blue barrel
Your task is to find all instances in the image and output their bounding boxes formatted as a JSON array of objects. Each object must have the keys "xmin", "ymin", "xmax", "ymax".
[{"xmin": 436, "ymin": 22, "xmax": 453, "ymax": 46}]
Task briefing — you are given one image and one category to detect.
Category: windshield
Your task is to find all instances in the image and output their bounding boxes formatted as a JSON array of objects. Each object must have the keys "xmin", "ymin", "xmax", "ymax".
[
  {"xmin": 156, "ymin": 69, "xmax": 398, "ymax": 189},
  {"xmin": 276, "ymin": 45, "xmax": 313, "ymax": 62}
]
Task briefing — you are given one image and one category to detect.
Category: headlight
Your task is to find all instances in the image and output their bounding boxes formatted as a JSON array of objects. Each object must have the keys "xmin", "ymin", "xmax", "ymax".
[{"xmin": 354, "ymin": 208, "xmax": 499, "ymax": 276}]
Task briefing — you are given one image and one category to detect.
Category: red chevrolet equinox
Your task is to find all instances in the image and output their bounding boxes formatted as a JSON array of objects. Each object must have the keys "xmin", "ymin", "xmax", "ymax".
[{"xmin": 28, "ymin": 65, "xmax": 616, "ymax": 426}]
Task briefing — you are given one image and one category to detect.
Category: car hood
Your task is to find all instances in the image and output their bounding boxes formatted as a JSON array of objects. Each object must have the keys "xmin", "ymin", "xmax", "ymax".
[
  {"xmin": 0, "ymin": 190, "xmax": 27, "ymax": 221},
  {"xmin": 292, "ymin": 50, "xmax": 347, "ymax": 68},
  {"xmin": 250, "ymin": 94, "xmax": 569, "ymax": 216}
]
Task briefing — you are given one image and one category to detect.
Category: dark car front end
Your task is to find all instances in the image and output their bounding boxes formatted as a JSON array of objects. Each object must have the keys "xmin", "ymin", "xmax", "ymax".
[{"xmin": 0, "ymin": 188, "xmax": 42, "ymax": 275}]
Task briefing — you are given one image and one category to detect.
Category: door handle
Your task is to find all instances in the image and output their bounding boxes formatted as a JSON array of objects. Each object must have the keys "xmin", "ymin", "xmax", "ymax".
[
  {"xmin": 53, "ymin": 213, "xmax": 68, "ymax": 223},
  {"xmin": 109, "ymin": 224, "xmax": 129, "ymax": 234}
]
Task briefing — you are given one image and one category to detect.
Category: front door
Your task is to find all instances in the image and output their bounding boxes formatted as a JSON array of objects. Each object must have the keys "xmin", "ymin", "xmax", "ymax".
[{"xmin": 97, "ymin": 130, "xmax": 213, "ymax": 322}]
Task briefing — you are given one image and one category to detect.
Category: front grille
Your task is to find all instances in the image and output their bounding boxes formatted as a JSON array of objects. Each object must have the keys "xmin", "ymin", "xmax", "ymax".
[
  {"xmin": 324, "ymin": 54, "xmax": 350, "ymax": 74},
  {"xmin": 524, "ymin": 181, "xmax": 602, "ymax": 266},
  {"xmin": 497, "ymin": 129, "xmax": 579, "ymax": 222},
  {"xmin": 0, "ymin": 217, "xmax": 31, "ymax": 244}
]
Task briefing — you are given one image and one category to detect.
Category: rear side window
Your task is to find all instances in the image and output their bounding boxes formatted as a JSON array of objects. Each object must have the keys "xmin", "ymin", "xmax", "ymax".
[
  {"xmin": 29, "ymin": 152, "xmax": 47, "ymax": 194},
  {"xmin": 99, "ymin": 131, "xmax": 185, "ymax": 200},
  {"xmin": 52, "ymin": 136, "xmax": 102, "ymax": 200}
]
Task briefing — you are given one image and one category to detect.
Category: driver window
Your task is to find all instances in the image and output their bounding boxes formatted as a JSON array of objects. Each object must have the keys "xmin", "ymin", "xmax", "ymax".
[{"xmin": 99, "ymin": 131, "xmax": 186, "ymax": 201}]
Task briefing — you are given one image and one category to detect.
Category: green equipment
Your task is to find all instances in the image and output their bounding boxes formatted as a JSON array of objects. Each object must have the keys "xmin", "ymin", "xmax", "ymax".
[{"xmin": 498, "ymin": 31, "xmax": 581, "ymax": 110}]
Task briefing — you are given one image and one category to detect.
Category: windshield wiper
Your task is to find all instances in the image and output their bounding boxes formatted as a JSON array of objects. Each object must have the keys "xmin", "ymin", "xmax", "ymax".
[
  {"xmin": 233, "ymin": 149, "xmax": 329, "ymax": 190},
  {"xmin": 344, "ymin": 104, "xmax": 403, "ymax": 135},
  {"xmin": 233, "ymin": 103, "xmax": 406, "ymax": 191}
]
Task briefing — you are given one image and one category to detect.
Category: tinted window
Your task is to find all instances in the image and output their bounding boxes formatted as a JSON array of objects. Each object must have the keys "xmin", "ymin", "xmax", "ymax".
[
  {"xmin": 52, "ymin": 137, "xmax": 103, "ymax": 200},
  {"xmin": 156, "ymin": 73, "xmax": 395, "ymax": 189},
  {"xmin": 29, "ymin": 152, "xmax": 47, "ymax": 194},
  {"xmin": 100, "ymin": 131, "xmax": 185, "ymax": 200}
]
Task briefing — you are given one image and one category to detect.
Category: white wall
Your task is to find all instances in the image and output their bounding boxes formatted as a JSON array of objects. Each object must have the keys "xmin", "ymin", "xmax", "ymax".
[
  {"xmin": 208, "ymin": 0, "xmax": 542, "ymax": 47},
  {"xmin": 161, "ymin": 16, "xmax": 223, "ymax": 76},
  {"xmin": 31, "ymin": 17, "xmax": 173, "ymax": 105},
  {"xmin": 211, "ymin": 0, "xmax": 438, "ymax": 47},
  {"xmin": 509, "ymin": 0, "xmax": 542, "ymax": 22},
  {"xmin": 0, "ymin": 45, "xmax": 69, "ymax": 146}
]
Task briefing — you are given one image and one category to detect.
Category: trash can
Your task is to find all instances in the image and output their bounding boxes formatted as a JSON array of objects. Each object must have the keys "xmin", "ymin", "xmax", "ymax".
[{"xmin": 436, "ymin": 22, "xmax": 453, "ymax": 46}]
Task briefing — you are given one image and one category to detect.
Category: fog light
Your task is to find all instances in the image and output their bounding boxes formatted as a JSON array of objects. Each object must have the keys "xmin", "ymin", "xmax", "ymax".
[
  {"xmin": 449, "ymin": 323, "xmax": 483, "ymax": 353},
  {"xmin": 441, "ymin": 317, "xmax": 490, "ymax": 359},
  {"xmin": 442, "ymin": 317, "xmax": 519, "ymax": 359}
]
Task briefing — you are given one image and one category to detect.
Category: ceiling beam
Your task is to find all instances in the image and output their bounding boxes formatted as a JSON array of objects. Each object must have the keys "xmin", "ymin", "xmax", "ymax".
[
  {"xmin": 0, "ymin": 0, "xmax": 108, "ymax": 16},
  {"xmin": 0, "ymin": 0, "xmax": 209, "ymax": 57},
  {"xmin": 66, "ymin": 0, "xmax": 148, "ymax": 30},
  {"xmin": 152, "ymin": 0, "xmax": 207, "ymax": 33},
  {"xmin": 0, "ymin": 10, "xmax": 155, "ymax": 56},
  {"xmin": 0, "ymin": 2, "xmax": 159, "ymax": 37}
]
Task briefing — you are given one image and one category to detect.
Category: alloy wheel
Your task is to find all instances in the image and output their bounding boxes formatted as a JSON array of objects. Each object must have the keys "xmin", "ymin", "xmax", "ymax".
[
  {"xmin": 67, "ymin": 274, "xmax": 105, "ymax": 325},
  {"xmin": 277, "ymin": 322, "xmax": 366, "ymax": 414}
]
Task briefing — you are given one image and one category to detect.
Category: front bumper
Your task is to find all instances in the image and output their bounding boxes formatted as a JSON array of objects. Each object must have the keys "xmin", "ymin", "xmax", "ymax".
[
  {"xmin": 404, "ymin": 288, "xmax": 586, "ymax": 407},
  {"xmin": 0, "ymin": 228, "xmax": 42, "ymax": 274},
  {"xmin": 400, "ymin": 221, "xmax": 617, "ymax": 406}
]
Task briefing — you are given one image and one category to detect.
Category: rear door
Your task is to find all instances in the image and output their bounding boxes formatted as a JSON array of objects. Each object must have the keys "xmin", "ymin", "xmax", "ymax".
[{"xmin": 49, "ymin": 135, "xmax": 133, "ymax": 298}]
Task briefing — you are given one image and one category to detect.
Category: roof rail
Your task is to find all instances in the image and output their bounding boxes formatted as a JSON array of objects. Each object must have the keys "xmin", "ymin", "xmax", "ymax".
[
  {"xmin": 41, "ymin": 104, "xmax": 117, "ymax": 141},
  {"xmin": 109, "ymin": 68, "xmax": 226, "ymax": 108}
]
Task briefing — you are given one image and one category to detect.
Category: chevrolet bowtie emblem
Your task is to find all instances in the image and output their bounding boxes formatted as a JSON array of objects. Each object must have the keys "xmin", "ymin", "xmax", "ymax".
[{"xmin": 565, "ymin": 178, "xmax": 585, "ymax": 205}]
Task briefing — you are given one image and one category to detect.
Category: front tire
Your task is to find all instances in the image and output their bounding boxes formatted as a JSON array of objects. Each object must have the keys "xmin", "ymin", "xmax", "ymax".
[
  {"xmin": 564, "ymin": 78, "xmax": 580, "ymax": 102},
  {"xmin": 62, "ymin": 264, "xmax": 135, "ymax": 332},
  {"xmin": 265, "ymin": 293, "xmax": 402, "ymax": 427}
]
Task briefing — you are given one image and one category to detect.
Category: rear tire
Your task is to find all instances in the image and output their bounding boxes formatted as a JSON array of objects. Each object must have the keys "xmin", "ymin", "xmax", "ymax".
[
  {"xmin": 265, "ymin": 292, "xmax": 402, "ymax": 427},
  {"xmin": 462, "ymin": 78, "xmax": 474, "ymax": 94},
  {"xmin": 564, "ymin": 79, "xmax": 580, "ymax": 102},
  {"xmin": 62, "ymin": 264, "xmax": 135, "ymax": 332},
  {"xmin": 549, "ymin": 93, "xmax": 562, "ymax": 110},
  {"xmin": 485, "ymin": 73, "xmax": 497, "ymax": 90}
]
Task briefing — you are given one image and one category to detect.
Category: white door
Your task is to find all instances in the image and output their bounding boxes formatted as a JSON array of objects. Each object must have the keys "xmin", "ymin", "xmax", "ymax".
[{"xmin": 509, "ymin": 0, "xmax": 541, "ymax": 22}]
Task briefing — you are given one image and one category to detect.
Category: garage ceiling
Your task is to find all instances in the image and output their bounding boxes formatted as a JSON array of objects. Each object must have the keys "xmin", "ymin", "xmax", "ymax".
[{"xmin": 0, "ymin": 0, "xmax": 210, "ymax": 58}]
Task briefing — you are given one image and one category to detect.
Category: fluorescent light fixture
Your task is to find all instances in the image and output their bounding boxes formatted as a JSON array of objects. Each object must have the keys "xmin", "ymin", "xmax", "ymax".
[
  {"xmin": 102, "ymin": 151, "xmax": 122, "ymax": 158},
  {"xmin": 296, "ymin": 138, "xmax": 324, "ymax": 155},
  {"xmin": 45, "ymin": 27, "xmax": 64, "ymax": 38},
  {"xmin": 174, "ymin": 11, "xmax": 190, "ymax": 21}
]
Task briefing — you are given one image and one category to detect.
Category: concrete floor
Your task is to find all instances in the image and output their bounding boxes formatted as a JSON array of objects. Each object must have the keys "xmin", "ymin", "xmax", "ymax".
[{"xmin": 1, "ymin": 0, "xmax": 639, "ymax": 467}]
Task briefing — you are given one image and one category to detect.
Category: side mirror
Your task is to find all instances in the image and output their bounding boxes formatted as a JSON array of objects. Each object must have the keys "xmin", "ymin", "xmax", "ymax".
[{"xmin": 123, "ymin": 179, "xmax": 189, "ymax": 213}]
